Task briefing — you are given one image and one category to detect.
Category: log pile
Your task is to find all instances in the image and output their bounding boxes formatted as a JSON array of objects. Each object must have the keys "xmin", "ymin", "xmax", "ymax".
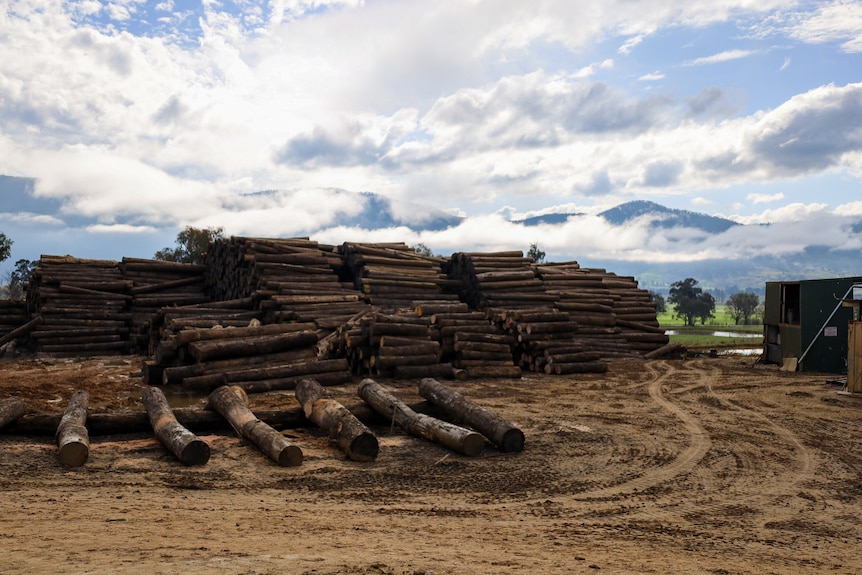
[
  {"xmin": 341, "ymin": 310, "xmax": 453, "ymax": 379},
  {"xmin": 487, "ymin": 307, "xmax": 607, "ymax": 374},
  {"xmin": 419, "ymin": 302, "xmax": 521, "ymax": 378},
  {"xmin": 0, "ymin": 300, "xmax": 27, "ymax": 344},
  {"xmin": 445, "ymin": 251, "xmax": 557, "ymax": 311},
  {"xmin": 145, "ymin": 304, "xmax": 351, "ymax": 392},
  {"xmin": 340, "ymin": 242, "xmax": 460, "ymax": 308},
  {"xmin": 204, "ymin": 237, "xmax": 370, "ymax": 330},
  {"xmin": 536, "ymin": 262, "xmax": 667, "ymax": 355},
  {"xmin": 120, "ymin": 258, "xmax": 210, "ymax": 353},
  {"xmin": 25, "ymin": 256, "xmax": 133, "ymax": 355}
]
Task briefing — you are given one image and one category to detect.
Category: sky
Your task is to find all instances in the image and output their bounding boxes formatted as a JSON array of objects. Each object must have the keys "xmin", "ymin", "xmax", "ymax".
[{"xmin": 0, "ymin": 0, "xmax": 861, "ymax": 276}]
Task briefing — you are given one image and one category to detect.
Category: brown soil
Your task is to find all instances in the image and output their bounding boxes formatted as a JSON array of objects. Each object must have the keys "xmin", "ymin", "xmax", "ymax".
[{"xmin": 1, "ymin": 353, "xmax": 861, "ymax": 575}]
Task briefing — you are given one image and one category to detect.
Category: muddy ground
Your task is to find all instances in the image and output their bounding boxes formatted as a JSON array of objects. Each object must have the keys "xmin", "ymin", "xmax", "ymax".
[{"xmin": 1, "ymin": 353, "xmax": 861, "ymax": 575}]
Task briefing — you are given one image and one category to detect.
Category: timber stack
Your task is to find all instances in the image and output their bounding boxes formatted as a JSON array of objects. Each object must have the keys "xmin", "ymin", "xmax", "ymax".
[
  {"xmin": 204, "ymin": 237, "xmax": 370, "ymax": 331},
  {"xmin": 120, "ymin": 257, "xmax": 210, "ymax": 353},
  {"xmin": 536, "ymin": 262, "xmax": 666, "ymax": 356},
  {"xmin": 339, "ymin": 242, "xmax": 460, "ymax": 308},
  {"xmin": 145, "ymin": 309, "xmax": 351, "ymax": 392},
  {"xmin": 417, "ymin": 301, "xmax": 521, "ymax": 379},
  {"xmin": 445, "ymin": 251, "xmax": 558, "ymax": 311},
  {"xmin": 346, "ymin": 310, "xmax": 454, "ymax": 379},
  {"xmin": 26, "ymin": 255, "xmax": 133, "ymax": 355},
  {"xmin": 0, "ymin": 300, "xmax": 27, "ymax": 345}
]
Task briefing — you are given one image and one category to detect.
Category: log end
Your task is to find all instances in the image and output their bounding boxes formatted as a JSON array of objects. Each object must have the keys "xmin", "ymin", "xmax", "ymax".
[
  {"xmin": 58, "ymin": 441, "xmax": 89, "ymax": 467},
  {"xmin": 347, "ymin": 432, "xmax": 380, "ymax": 462},
  {"xmin": 499, "ymin": 428, "xmax": 526, "ymax": 453},
  {"xmin": 179, "ymin": 439, "xmax": 211, "ymax": 466},
  {"xmin": 462, "ymin": 432, "xmax": 486, "ymax": 457},
  {"xmin": 277, "ymin": 444, "xmax": 304, "ymax": 467}
]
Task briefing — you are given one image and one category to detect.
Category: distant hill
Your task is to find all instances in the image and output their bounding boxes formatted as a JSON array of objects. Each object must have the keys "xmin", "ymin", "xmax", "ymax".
[{"xmin": 598, "ymin": 200, "xmax": 739, "ymax": 233}]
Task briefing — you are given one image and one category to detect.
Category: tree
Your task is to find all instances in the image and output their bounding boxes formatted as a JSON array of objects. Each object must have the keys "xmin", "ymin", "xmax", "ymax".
[
  {"xmin": 0, "ymin": 232, "xmax": 11, "ymax": 263},
  {"xmin": 668, "ymin": 278, "xmax": 715, "ymax": 327},
  {"xmin": 7, "ymin": 259, "xmax": 36, "ymax": 301},
  {"xmin": 412, "ymin": 243, "xmax": 434, "ymax": 257},
  {"xmin": 527, "ymin": 242, "xmax": 546, "ymax": 263},
  {"xmin": 154, "ymin": 226, "xmax": 224, "ymax": 265},
  {"xmin": 648, "ymin": 291, "xmax": 666, "ymax": 313},
  {"xmin": 726, "ymin": 292, "xmax": 760, "ymax": 325}
]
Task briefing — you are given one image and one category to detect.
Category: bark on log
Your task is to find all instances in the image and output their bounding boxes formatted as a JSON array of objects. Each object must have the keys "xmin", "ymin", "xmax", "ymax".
[
  {"xmin": 643, "ymin": 342, "xmax": 684, "ymax": 360},
  {"xmin": 545, "ymin": 361, "xmax": 609, "ymax": 375},
  {"xmin": 207, "ymin": 385, "xmax": 303, "ymax": 466},
  {"xmin": 418, "ymin": 378, "xmax": 525, "ymax": 452},
  {"xmin": 392, "ymin": 363, "xmax": 467, "ymax": 381},
  {"xmin": 0, "ymin": 397, "xmax": 26, "ymax": 430},
  {"xmin": 142, "ymin": 386, "xmax": 210, "ymax": 466},
  {"xmin": 358, "ymin": 379, "xmax": 484, "ymax": 456},
  {"xmin": 0, "ymin": 315, "xmax": 43, "ymax": 347},
  {"xmin": 56, "ymin": 390, "xmax": 90, "ymax": 467},
  {"xmin": 187, "ymin": 330, "xmax": 318, "ymax": 362},
  {"xmin": 294, "ymin": 379, "xmax": 378, "ymax": 461}
]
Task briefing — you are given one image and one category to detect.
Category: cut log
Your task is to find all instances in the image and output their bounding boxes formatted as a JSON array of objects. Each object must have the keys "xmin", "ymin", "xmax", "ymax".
[
  {"xmin": 294, "ymin": 379, "xmax": 378, "ymax": 462},
  {"xmin": 0, "ymin": 315, "xmax": 43, "ymax": 347},
  {"xmin": 187, "ymin": 330, "xmax": 318, "ymax": 362},
  {"xmin": 418, "ymin": 378, "xmax": 525, "ymax": 452},
  {"xmin": 0, "ymin": 396, "xmax": 26, "ymax": 430},
  {"xmin": 207, "ymin": 385, "xmax": 303, "ymax": 466},
  {"xmin": 644, "ymin": 341, "xmax": 684, "ymax": 360},
  {"xmin": 545, "ymin": 361, "xmax": 609, "ymax": 375},
  {"xmin": 142, "ymin": 386, "xmax": 210, "ymax": 466},
  {"xmin": 392, "ymin": 363, "xmax": 468, "ymax": 381},
  {"xmin": 56, "ymin": 390, "xmax": 90, "ymax": 467},
  {"xmin": 358, "ymin": 379, "xmax": 484, "ymax": 456}
]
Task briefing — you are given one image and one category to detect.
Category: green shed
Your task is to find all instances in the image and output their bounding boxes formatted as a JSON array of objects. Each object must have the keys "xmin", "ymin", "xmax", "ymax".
[{"xmin": 763, "ymin": 277, "xmax": 862, "ymax": 373}]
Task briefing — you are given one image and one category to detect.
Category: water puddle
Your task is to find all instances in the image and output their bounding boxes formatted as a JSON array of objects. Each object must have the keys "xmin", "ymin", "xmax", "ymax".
[{"xmin": 665, "ymin": 330, "xmax": 761, "ymax": 338}]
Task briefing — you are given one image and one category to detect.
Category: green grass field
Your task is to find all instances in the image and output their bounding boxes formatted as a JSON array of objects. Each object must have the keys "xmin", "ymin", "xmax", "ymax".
[{"xmin": 657, "ymin": 308, "xmax": 763, "ymax": 349}]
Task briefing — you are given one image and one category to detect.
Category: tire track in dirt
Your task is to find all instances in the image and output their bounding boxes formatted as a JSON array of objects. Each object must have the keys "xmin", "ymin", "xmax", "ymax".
[{"xmin": 574, "ymin": 360, "xmax": 711, "ymax": 501}]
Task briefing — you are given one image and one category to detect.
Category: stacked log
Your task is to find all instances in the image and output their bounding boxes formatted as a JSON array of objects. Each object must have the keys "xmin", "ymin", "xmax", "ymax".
[
  {"xmin": 487, "ymin": 307, "xmax": 604, "ymax": 373},
  {"xmin": 120, "ymin": 258, "xmax": 210, "ymax": 353},
  {"xmin": 340, "ymin": 242, "xmax": 460, "ymax": 308},
  {"xmin": 537, "ymin": 262, "xmax": 666, "ymax": 355},
  {"xmin": 145, "ymin": 307, "xmax": 351, "ymax": 392},
  {"xmin": 26, "ymin": 255, "xmax": 132, "ymax": 355},
  {"xmin": 204, "ymin": 236, "xmax": 370, "ymax": 331},
  {"xmin": 418, "ymin": 302, "xmax": 520, "ymax": 379},
  {"xmin": 346, "ymin": 310, "xmax": 450, "ymax": 379},
  {"xmin": 445, "ymin": 251, "xmax": 557, "ymax": 311},
  {"xmin": 0, "ymin": 300, "xmax": 27, "ymax": 344}
]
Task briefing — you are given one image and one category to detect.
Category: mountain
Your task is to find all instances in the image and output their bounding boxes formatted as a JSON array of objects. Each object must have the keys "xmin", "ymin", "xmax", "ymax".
[
  {"xmin": 343, "ymin": 192, "xmax": 463, "ymax": 231},
  {"xmin": 597, "ymin": 200, "xmax": 739, "ymax": 233}
]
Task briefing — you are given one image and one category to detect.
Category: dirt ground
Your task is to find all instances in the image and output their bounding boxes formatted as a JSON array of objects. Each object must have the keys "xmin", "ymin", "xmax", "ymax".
[{"xmin": 1, "ymin": 352, "xmax": 861, "ymax": 575}]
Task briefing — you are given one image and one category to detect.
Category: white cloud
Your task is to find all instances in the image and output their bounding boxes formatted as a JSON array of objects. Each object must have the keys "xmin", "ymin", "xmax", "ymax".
[
  {"xmin": 86, "ymin": 223, "xmax": 158, "ymax": 234},
  {"xmin": 785, "ymin": 1, "xmax": 862, "ymax": 53},
  {"xmin": 747, "ymin": 192, "xmax": 785, "ymax": 204},
  {"xmin": 639, "ymin": 72, "xmax": 666, "ymax": 81},
  {"xmin": 730, "ymin": 202, "xmax": 830, "ymax": 225},
  {"xmin": 683, "ymin": 49, "xmax": 759, "ymax": 66}
]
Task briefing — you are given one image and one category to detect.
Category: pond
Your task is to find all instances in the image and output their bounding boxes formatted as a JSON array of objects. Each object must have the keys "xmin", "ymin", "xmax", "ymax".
[{"xmin": 664, "ymin": 330, "xmax": 762, "ymax": 338}]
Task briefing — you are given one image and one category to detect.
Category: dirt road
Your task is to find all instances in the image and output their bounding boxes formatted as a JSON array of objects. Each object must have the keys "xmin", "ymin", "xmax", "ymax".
[{"xmin": 1, "ymin": 355, "xmax": 861, "ymax": 574}]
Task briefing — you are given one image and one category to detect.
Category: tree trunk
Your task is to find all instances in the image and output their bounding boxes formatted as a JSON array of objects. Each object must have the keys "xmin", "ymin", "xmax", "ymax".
[
  {"xmin": 418, "ymin": 378, "xmax": 525, "ymax": 453},
  {"xmin": 187, "ymin": 330, "xmax": 318, "ymax": 362},
  {"xmin": 56, "ymin": 390, "xmax": 90, "ymax": 467},
  {"xmin": 207, "ymin": 385, "xmax": 303, "ymax": 467},
  {"xmin": 294, "ymin": 379, "xmax": 378, "ymax": 462},
  {"xmin": 142, "ymin": 386, "xmax": 210, "ymax": 466},
  {"xmin": 0, "ymin": 396, "xmax": 26, "ymax": 430},
  {"xmin": 0, "ymin": 315, "xmax": 43, "ymax": 347},
  {"xmin": 358, "ymin": 379, "xmax": 485, "ymax": 456}
]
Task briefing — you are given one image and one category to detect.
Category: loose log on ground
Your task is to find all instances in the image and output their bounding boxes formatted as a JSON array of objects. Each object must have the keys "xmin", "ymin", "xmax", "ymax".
[
  {"xmin": 418, "ymin": 378, "xmax": 525, "ymax": 452},
  {"xmin": 392, "ymin": 363, "xmax": 467, "ymax": 381},
  {"xmin": 56, "ymin": 390, "xmax": 90, "ymax": 467},
  {"xmin": 358, "ymin": 379, "xmax": 484, "ymax": 456},
  {"xmin": 207, "ymin": 385, "xmax": 303, "ymax": 466},
  {"xmin": 0, "ymin": 396, "xmax": 26, "ymax": 430},
  {"xmin": 545, "ymin": 361, "xmax": 609, "ymax": 375},
  {"xmin": 0, "ymin": 315, "xmax": 43, "ymax": 348},
  {"xmin": 643, "ymin": 341, "xmax": 684, "ymax": 360},
  {"xmin": 142, "ymin": 386, "xmax": 210, "ymax": 466},
  {"xmin": 294, "ymin": 379, "xmax": 378, "ymax": 461}
]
